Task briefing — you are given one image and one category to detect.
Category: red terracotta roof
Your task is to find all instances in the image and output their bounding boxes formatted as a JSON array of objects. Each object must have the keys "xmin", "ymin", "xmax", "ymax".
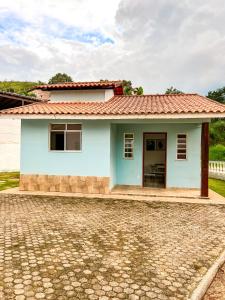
[
  {"xmin": 1, "ymin": 94, "xmax": 225, "ymax": 117},
  {"xmin": 33, "ymin": 80, "xmax": 123, "ymax": 90}
]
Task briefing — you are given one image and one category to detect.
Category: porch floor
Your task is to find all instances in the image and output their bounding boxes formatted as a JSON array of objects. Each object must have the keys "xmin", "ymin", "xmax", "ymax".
[{"xmin": 111, "ymin": 185, "xmax": 201, "ymax": 199}]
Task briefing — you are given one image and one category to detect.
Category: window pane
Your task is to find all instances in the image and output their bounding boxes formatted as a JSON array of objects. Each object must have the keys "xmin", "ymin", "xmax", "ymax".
[
  {"xmin": 178, "ymin": 138, "xmax": 186, "ymax": 144},
  {"xmin": 125, "ymin": 139, "xmax": 133, "ymax": 144},
  {"xmin": 125, "ymin": 144, "xmax": 132, "ymax": 148},
  {"xmin": 125, "ymin": 134, "xmax": 133, "ymax": 139},
  {"xmin": 177, "ymin": 144, "xmax": 186, "ymax": 149},
  {"xmin": 178, "ymin": 134, "xmax": 186, "ymax": 139},
  {"xmin": 177, "ymin": 154, "xmax": 186, "ymax": 160},
  {"xmin": 67, "ymin": 124, "xmax": 82, "ymax": 130},
  {"xmin": 51, "ymin": 124, "xmax": 65, "ymax": 130},
  {"xmin": 177, "ymin": 149, "xmax": 186, "ymax": 154},
  {"xmin": 51, "ymin": 132, "xmax": 64, "ymax": 150},
  {"xmin": 66, "ymin": 132, "xmax": 81, "ymax": 150}
]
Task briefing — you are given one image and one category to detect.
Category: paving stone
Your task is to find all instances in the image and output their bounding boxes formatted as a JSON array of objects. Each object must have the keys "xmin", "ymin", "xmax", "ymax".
[{"xmin": 1, "ymin": 194, "xmax": 225, "ymax": 299}]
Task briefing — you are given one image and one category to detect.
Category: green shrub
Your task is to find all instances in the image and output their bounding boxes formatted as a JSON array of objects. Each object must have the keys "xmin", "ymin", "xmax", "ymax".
[{"xmin": 209, "ymin": 144, "xmax": 225, "ymax": 161}]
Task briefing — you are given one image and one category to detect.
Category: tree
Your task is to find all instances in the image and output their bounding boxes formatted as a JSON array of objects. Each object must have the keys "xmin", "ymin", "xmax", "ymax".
[
  {"xmin": 122, "ymin": 80, "xmax": 133, "ymax": 95},
  {"xmin": 207, "ymin": 87, "xmax": 225, "ymax": 103},
  {"xmin": 133, "ymin": 86, "xmax": 144, "ymax": 95},
  {"xmin": 48, "ymin": 73, "xmax": 73, "ymax": 84},
  {"xmin": 165, "ymin": 86, "xmax": 183, "ymax": 94},
  {"xmin": 122, "ymin": 80, "xmax": 144, "ymax": 95}
]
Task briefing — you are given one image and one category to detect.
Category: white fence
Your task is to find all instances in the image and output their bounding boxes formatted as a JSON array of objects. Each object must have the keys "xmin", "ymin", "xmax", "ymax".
[{"xmin": 209, "ymin": 161, "xmax": 225, "ymax": 180}]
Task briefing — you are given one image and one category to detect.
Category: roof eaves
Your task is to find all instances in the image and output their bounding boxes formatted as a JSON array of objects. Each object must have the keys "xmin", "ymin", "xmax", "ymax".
[{"xmin": 0, "ymin": 90, "xmax": 43, "ymax": 102}]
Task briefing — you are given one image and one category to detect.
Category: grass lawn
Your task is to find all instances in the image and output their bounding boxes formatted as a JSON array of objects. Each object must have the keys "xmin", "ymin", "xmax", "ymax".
[
  {"xmin": 209, "ymin": 178, "xmax": 225, "ymax": 197},
  {"xmin": 0, "ymin": 172, "xmax": 20, "ymax": 191}
]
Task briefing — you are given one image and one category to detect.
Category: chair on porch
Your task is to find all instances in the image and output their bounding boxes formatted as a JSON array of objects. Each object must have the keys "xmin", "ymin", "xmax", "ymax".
[{"xmin": 144, "ymin": 164, "xmax": 165, "ymax": 187}]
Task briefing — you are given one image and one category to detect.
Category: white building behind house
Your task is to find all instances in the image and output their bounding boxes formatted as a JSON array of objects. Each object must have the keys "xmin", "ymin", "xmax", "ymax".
[{"xmin": 0, "ymin": 91, "xmax": 44, "ymax": 171}]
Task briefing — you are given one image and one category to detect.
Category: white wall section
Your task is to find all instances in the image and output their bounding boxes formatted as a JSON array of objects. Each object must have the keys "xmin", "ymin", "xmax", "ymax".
[
  {"xmin": 49, "ymin": 89, "xmax": 114, "ymax": 102},
  {"xmin": 0, "ymin": 119, "xmax": 20, "ymax": 171}
]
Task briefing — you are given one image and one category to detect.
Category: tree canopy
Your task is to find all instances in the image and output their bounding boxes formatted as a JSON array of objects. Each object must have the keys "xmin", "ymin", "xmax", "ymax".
[
  {"xmin": 165, "ymin": 86, "xmax": 183, "ymax": 94},
  {"xmin": 207, "ymin": 87, "xmax": 225, "ymax": 103},
  {"xmin": 48, "ymin": 73, "xmax": 73, "ymax": 84}
]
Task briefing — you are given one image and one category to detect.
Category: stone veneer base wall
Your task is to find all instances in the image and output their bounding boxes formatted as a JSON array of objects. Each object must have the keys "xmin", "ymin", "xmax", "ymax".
[{"xmin": 20, "ymin": 174, "xmax": 110, "ymax": 194}]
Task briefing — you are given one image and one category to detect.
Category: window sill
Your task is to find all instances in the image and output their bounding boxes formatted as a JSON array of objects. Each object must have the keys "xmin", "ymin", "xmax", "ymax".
[
  {"xmin": 175, "ymin": 159, "xmax": 188, "ymax": 161},
  {"xmin": 49, "ymin": 150, "xmax": 82, "ymax": 153}
]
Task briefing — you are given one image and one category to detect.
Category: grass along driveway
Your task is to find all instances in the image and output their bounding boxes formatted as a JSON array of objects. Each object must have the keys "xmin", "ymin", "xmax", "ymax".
[
  {"xmin": 209, "ymin": 178, "xmax": 225, "ymax": 198},
  {"xmin": 0, "ymin": 172, "xmax": 19, "ymax": 191}
]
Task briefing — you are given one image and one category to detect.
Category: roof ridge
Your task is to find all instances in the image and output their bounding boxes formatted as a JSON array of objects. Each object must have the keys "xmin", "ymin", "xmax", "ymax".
[
  {"xmin": 114, "ymin": 93, "xmax": 198, "ymax": 97},
  {"xmin": 48, "ymin": 100, "xmax": 106, "ymax": 104},
  {"xmin": 33, "ymin": 80, "xmax": 123, "ymax": 89}
]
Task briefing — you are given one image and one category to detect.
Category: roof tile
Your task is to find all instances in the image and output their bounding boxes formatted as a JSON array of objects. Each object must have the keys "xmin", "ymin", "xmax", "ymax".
[{"xmin": 1, "ymin": 94, "xmax": 225, "ymax": 116}]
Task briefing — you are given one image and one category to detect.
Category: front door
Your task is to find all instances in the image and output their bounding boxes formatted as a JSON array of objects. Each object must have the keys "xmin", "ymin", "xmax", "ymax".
[{"xmin": 143, "ymin": 133, "xmax": 167, "ymax": 188}]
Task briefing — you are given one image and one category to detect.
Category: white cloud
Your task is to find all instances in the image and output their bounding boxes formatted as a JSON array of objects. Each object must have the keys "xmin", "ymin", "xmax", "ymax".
[{"xmin": 0, "ymin": 0, "xmax": 225, "ymax": 94}]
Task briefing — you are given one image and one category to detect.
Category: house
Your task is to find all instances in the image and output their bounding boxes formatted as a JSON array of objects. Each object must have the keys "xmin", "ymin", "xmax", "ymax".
[
  {"xmin": 1, "ymin": 80, "xmax": 225, "ymax": 197},
  {"xmin": 0, "ymin": 91, "xmax": 43, "ymax": 171}
]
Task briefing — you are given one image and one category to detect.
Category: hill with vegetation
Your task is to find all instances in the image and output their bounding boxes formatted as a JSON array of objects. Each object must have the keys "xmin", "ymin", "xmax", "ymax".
[{"xmin": 0, "ymin": 81, "xmax": 44, "ymax": 96}]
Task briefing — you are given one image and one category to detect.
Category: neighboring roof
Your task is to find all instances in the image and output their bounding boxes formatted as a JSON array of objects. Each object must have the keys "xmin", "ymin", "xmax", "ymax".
[
  {"xmin": 1, "ymin": 93, "xmax": 225, "ymax": 119},
  {"xmin": 0, "ymin": 90, "xmax": 43, "ymax": 110},
  {"xmin": 32, "ymin": 80, "xmax": 123, "ymax": 91}
]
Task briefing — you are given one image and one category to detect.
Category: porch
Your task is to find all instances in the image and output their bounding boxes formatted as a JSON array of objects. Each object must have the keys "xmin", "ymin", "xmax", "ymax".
[{"xmin": 110, "ymin": 121, "xmax": 209, "ymax": 197}]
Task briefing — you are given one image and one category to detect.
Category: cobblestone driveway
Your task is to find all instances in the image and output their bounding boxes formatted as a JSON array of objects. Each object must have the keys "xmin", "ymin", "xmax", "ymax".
[{"xmin": 1, "ymin": 195, "xmax": 225, "ymax": 300}]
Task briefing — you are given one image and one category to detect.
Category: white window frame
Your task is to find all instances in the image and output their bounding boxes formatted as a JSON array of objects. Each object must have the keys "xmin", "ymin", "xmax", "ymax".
[
  {"xmin": 124, "ymin": 133, "xmax": 134, "ymax": 159},
  {"xmin": 49, "ymin": 123, "xmax": 82, "ymax": 152},
  {"xmin": 176, "ymin": 133, "xmax": 187, "ymax": 160}
]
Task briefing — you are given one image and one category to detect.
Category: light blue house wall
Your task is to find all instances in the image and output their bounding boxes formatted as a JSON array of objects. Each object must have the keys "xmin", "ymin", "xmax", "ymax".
[
  {"xmin": 21, "ymin": 119, "xmax": 202, "ymax": 189},
  {"xmin": 21, "ymin": 119, "xmax": 111, "ymax": 176}
]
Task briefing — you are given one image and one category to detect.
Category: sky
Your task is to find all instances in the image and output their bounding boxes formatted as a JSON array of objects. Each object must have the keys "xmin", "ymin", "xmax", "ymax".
[{"xmin": 0, "ymin": 0, "xmax": 225, "ymax": 94}]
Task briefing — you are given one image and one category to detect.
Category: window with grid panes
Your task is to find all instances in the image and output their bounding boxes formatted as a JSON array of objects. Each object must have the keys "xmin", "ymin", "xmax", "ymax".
[
  {"xmin": 177, "ymin": 134, "xmax": 187, "ymax": 160},
  {"xmin": 124, "ymin": 133, "xmax": 134, "ymax": 159},
  {"xmin": 50, "ymin": 124, "xmax": 82, "ymax": 151}
]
